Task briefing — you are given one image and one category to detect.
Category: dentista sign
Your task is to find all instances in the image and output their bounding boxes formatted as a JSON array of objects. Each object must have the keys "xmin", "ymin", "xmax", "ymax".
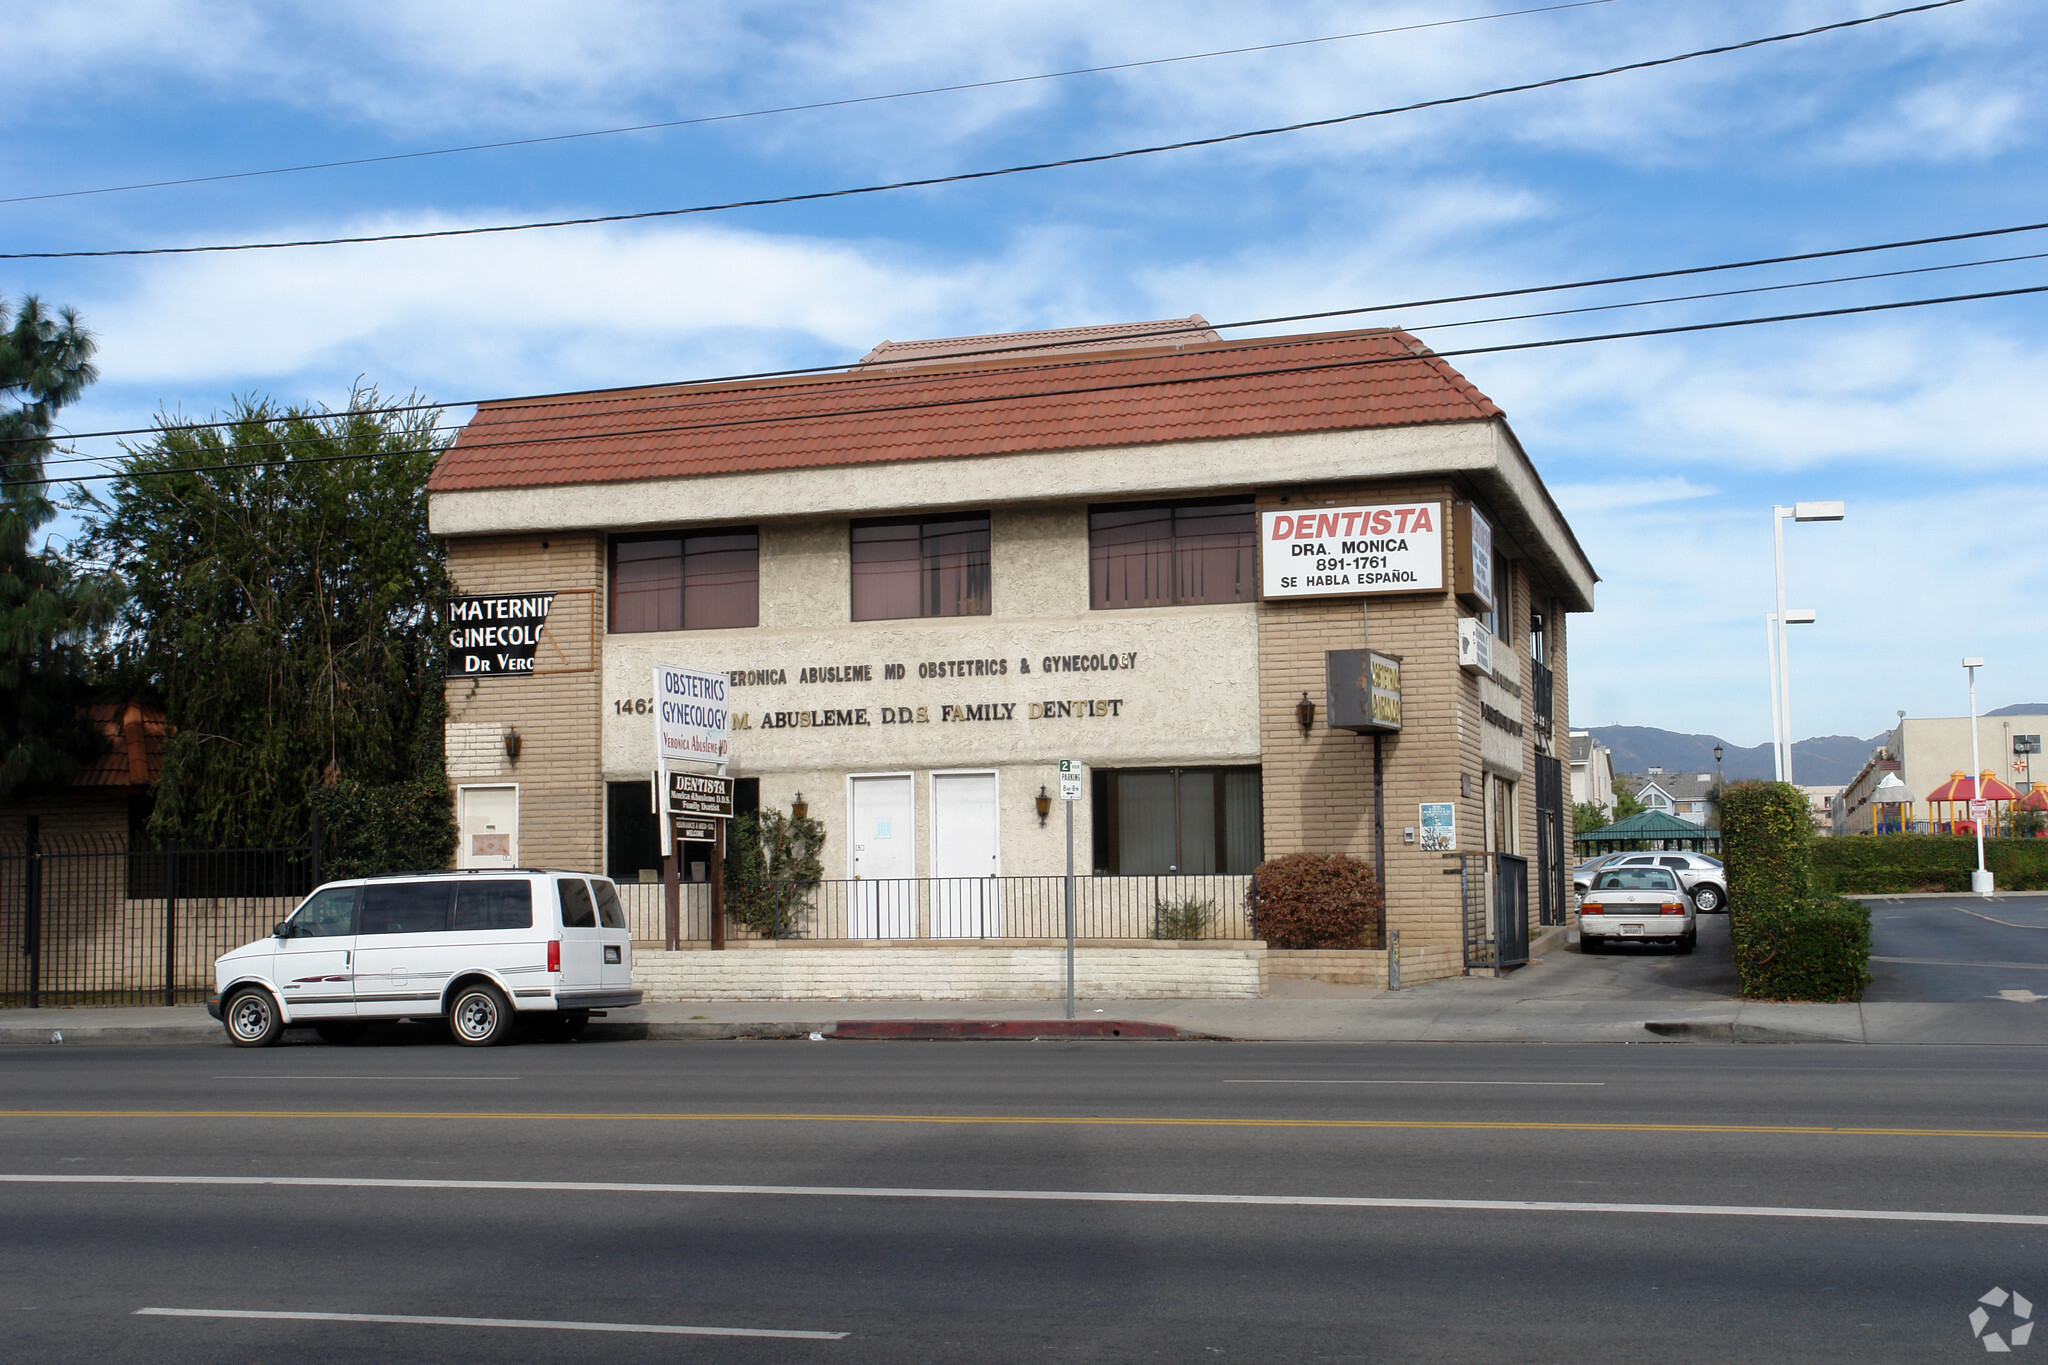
[{"xmin": 1260, "ymin": 503, "xmax": 1444, "ymax": 598}]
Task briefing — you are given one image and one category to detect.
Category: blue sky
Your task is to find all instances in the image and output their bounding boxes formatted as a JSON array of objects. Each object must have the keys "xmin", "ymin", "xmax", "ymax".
[{"xmin": 6, "ymin": 0, "xmax": 2043, "ymax": 747}]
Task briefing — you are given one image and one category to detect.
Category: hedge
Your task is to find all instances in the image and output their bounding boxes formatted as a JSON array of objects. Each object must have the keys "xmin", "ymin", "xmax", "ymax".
[
  {"xmin": 1730, "ymin": 896, "xmax": 1872, "ymax": 1002},
  {"xmin": 1813, "ymin": 835, "xmax": 2048, "ymax": 894},
  {"xmin": 1247, "ymin": 853, "xmax": 1382, "ymax": 949},
  {"xmin": 1720, "ymin": 781, "xmax": 1811, "ymax": 908},
  {"xmin": 308, "ymin": 777, "xmax": 457, "ymax": 879}
]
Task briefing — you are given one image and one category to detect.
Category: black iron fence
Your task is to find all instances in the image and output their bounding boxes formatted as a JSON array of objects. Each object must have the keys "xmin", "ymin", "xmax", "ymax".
[
  {"xmin": 3, "ymin": 828, "xmax": 318, "ymax": 1008},
  {"xmin": 612, "ymin": 873, "xmax": 1257, "ymax": 943}
]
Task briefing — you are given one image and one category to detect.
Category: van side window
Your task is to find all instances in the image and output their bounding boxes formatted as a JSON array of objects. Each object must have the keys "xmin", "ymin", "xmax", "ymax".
[
  {"xmin": 558, "ymin": 877, "xmax": 598, "ymax": 928},
  {"xmin": 289, "ymin": 886, "xmax": 356, "ymax": 937},
  {"xmin": 359, "ymin": 881, "xmax": 454, "ymax": 935},
  {"xmin": 453, "ymin": 880, "xmax": 533, "ymax": 931},
  {"xmin": 590, "ymin": 879, "xmax": 627, "ymax": 929}
]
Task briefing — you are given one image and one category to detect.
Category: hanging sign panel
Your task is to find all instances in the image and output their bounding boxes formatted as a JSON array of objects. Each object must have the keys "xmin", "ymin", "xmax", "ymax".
[
  {"xmin": 668, "ymin": 770, "xmax": 736, "ymax": 821},
  {"xmin": 653, "ymin": 662, "xmax": 731, "ymax": 764},
  {"xmin": 445, "ymin": 593, "xmax": 555, "ymax": 677},
  {"xmin": 1260, "ymin": 503, "xmax": 1444, "ymax": 598}
]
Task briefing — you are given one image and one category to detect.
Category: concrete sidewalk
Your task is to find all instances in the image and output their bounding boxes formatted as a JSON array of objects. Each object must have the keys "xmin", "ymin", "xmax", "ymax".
[{"xmin": 3, "ymin": 986, "xmax": 2042, "ymax": 1047}]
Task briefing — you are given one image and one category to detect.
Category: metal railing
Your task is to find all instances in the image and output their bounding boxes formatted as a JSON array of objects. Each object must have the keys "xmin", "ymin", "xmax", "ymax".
[
  {"xmin": 613, "ymin": 874, "xmax": 1257, "ymax": 943},
  {"xmin": 3, "ymin": 830, "xmax": 319, "ymax": 1008}
]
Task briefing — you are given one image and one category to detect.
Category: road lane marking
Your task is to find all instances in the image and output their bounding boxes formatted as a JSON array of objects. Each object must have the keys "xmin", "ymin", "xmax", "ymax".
[
  {"xmin": 1872, "ymin": 956, "xmax": 2048, "ymax": 971},
  {"xmin": 1223, "ymin": 1080, "xmax": 1605, "ymax": 1086},
  {"xmin": 134, "ymin": 1307, "xmax": 843, "ymax": 1340},
  {"xmin": 6, "ymin": 1110, "xmax": 2048, "ymax": 1139},
  {"xmin": 213, "ymin": 1076, "xmax": 520, "ymax": 1081},
  {"xmin": 1947, "ymin": 905, "xmax": 2048, "ymax": 930},
  {"xmin": 4, "ymin": 1176, "xmax": 2026, "ymax": 1229}
]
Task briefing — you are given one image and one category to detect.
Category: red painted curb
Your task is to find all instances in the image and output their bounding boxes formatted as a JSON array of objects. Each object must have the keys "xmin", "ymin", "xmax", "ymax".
[{"xmin": 829, "ymin": 1019, "xmax": 1181, "ymax": 1040}]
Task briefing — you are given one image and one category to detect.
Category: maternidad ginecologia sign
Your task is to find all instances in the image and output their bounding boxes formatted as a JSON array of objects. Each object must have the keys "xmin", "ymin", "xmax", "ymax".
[
  {"xmin": 445, "ymin": 593, "xmax": 555, "ymax": 677},
  {"xmin": 1259, "ymin": 503, "xmax": 1445, "ymax": 598}
]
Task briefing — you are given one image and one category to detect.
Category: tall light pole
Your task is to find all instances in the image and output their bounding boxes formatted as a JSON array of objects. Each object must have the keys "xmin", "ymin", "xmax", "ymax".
[
  {"xmin": 1771, "ymin": 501, "xmax": 1845, "ymax": 784},
  {"xmin": 1965, "ymin": 656, "xmax": 1993, "ymax": 896},
  {"xmin": 1766, "ymin": 615, "xmax": 1784, "ymax": 780}
]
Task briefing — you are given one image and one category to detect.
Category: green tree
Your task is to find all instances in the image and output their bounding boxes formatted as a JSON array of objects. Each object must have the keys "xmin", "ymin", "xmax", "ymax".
[
  {"xmin": 1572, "ymin": 800, "xmax": 1609, "ymax": 835},
  {"xmin": 81, "ymin": 389, "xmax": 451, "ymax": 847},
  {"xmin": 1612, "ymin": 780, "xmax": 1645, "ymax": 822},
  {"xmin": 0, "ymin": 295, "xmax": 120, "ymax": 796}
]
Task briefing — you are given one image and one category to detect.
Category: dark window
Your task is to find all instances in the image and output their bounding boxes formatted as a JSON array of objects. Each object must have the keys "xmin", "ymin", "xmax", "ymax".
[
  {"xmin": 1488, "ymin": 553, "xmax": 1513, "ymax": 645},
  {"xmin": 1090, "ymin": 767, "xmax": 1263, "ymax": 875},
  {"xmin": 557, "ymin": 877, "xmax": 597, "ymax": 928},
  {"xmin": 591, "ymin": 880, "xmax": 627, "ymax": 929},
  {"xmin": 289, "ymin": 886, "xmax": 357, "ymax": 937},
  {"xmin": 608, "ymin": 529, "xmax": 759, "ymax": 633},
  {"xmin": 850, "ymin": 515, "xmax": 990, "ymax": 620},
  {"xmin": 1089, "ymin": 499, "xmax": 1254, "ymax": 609},
  {"xmin": 451, "ymin": 879, "xmax": 532, "ymax": 931},
  {"xmin": 358, "ymin": 881, "xmax": 452, "ymax": 935},
  {"xmin": 606, "ymin": 781, "xmax": 661, "ymax": 883}
]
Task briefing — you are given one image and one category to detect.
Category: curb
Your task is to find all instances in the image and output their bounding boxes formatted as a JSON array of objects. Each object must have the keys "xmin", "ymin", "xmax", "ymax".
[
  {"xmin": 830, "ymin": 1019, "xmax": 1186, "ymax": 1041},
  {"xmin": 0, "ymin": 1026, "xmax": 221, "ymax": 1048},
  {"xmin": 1642, "ymin": 1020, "xmax": 1854, "ymax": 1044}
]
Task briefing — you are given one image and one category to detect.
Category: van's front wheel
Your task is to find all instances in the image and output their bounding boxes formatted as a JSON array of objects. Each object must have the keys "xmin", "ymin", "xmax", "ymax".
[
  {"xmin": 224, "ymin": 988, "xmax": 283, "ymax": 1047},
  {"xmin": 448, "ymin": 983, "xmax": 513, "ymax": 1047}
]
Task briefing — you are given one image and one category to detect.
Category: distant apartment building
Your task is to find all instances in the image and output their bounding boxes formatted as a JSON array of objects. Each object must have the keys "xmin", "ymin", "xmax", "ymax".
[
  {"xmin": 1838, "ymin": 711, "xmax": 2047, "ymax": 834},
  {"xmin": 1570, "ymin": 731, "xmax": 1615, "ymax": 816},
  {"xmin": 1629, "ymin": 768, "xmax": 1717, "ymax": 827}
]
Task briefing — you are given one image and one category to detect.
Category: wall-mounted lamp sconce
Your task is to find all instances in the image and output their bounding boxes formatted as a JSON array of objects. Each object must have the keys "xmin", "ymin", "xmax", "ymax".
[
  {"xmin": 1035, "ymin": 786, "xmax": 1052, "ymax": 825},
  {"xmin": 1295, "ymin": 692, "xmax": 1316, "ymax": 737},
  {"xmin": 503, "ymin": 728, "xmax": 521, "ymax": 764},
  {"xmin": 791, "ymin": 792, "xmax": 808, "ymax": 821}
]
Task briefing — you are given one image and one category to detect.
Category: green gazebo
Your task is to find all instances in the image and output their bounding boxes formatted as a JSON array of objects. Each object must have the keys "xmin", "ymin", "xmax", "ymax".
[{"xmin": 1573, "ymin": 810, "xmax": 1723, "ymax": 855}]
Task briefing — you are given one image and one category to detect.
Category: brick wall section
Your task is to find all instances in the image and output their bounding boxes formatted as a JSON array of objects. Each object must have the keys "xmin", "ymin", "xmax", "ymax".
[
  {"xmin": 634, "ymin": 941, "xmax": 1266, "ymax": 1000},
  {"xmin": 443, "ymin": 534, "xmax": 604, "ymax": 872}
]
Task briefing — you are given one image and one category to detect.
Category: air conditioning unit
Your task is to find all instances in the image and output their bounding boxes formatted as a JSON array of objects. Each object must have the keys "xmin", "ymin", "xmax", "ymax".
[{"xmin": 1457, "ymin": 617, "xmax": 1491, "ymax": 675}]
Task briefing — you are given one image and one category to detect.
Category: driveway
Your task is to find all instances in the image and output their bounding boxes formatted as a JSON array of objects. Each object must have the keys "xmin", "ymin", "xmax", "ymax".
[{"xmin": 1862, "ymin": 895, "xmax": 2048, "ymax": 1003}]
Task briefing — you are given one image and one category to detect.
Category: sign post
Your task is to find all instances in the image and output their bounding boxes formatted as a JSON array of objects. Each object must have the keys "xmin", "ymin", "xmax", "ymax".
[
  {"xmin": 653, "ymin": 663, "xmax": 734, "ymax": 946},
  {"xmin": 1060, "ymin": 760, "xmax": 1083, "ymax": 1019}
]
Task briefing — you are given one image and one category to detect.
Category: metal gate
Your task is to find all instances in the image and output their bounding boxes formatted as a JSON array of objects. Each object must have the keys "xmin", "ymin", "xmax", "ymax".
[
  {"xmin": 1453, "ymin": 851, "xmax": 1530, "ymax": 973},
  {"xmin": 1534, "ymin": 754, "xmax": 1567, "ymax": 927}
]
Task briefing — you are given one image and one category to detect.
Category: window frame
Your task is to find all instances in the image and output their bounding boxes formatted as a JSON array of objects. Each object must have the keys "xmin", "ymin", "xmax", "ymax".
[
  {"xmin": 607, "ymin": 526, "xmax": 761, "ymax": 634},
  {"xmin": 849, "ymin": 512, "xmax": 992, "ymax": 622},
  {"xmin": 1089, "ymin": 765, "xmax": 1263, "ymax": 875},
  {"xmin": 1087, "ymin": 496, "xmax": 1257, "ymax": 611}
]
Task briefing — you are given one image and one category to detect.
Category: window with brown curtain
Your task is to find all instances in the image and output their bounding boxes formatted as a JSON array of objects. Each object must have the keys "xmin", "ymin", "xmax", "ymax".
[
  {"xmin": 850, "ymin": 514, "xmax": 990, "ymax": 620},
  {"xmin": 608, "ymin": 529, "xmax": 759, "ymax": 632},
  {"xmin": 1089, "ymin": 499, "xmax": 1255, "ymax": 609}
]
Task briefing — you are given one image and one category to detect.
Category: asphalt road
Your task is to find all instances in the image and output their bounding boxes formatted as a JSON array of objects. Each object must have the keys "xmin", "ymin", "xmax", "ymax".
[
  {"xmin": 6, "ymin": 1039, "xmax": 2048, "ymax": 1362},
  {"xmin": 1865, "ymin": 896, "xmax": 2048, "ymax": 1003}
]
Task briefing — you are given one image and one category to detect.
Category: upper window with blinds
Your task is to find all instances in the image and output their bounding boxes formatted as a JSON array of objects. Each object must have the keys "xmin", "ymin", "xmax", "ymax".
[
  {"xmin": 850, "ymin": 514, "xmax": 991, "ymax": 621},
  {"xmin": 608, "ymin": 529, "xmax": 760, "ymax": 633},
  {"xmin": 1088, "ymin": 499, "xmax": 1256, "ymax": 610}
]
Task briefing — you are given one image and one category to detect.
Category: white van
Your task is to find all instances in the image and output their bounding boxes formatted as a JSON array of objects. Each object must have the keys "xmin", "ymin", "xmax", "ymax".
[{"xmin": 207, "ymin": 869, "xmax": 641, "ymax": 1047}]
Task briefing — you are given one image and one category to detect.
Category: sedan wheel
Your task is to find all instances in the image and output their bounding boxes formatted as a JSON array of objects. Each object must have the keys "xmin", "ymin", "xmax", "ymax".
[
  {"xmin": 1692, "ymin": 884, "xmax": 1726, "ymax": 914},
  {"xmin": 448, "ymin": 983, "xmax": 513, "ymax": 1047}
]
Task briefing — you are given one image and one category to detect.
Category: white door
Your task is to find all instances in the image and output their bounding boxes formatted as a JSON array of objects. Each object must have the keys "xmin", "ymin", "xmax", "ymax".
[
  {"xmin": 931, "ymin": 772, "xmax": 998, "ymax": 938},
  {"xmin": 849, "ymin": 775, "xmax": 915, "ymax": 938},
  {"xmin": 457, "ymin": 786, "xmax": 518, "ymax": 869}
]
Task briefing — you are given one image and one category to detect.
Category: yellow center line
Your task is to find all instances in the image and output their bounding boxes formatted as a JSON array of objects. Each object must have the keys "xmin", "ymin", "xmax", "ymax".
[{"xmin": 4, "ymin": 1110, "xmax": 2047, "ymax": 1139}]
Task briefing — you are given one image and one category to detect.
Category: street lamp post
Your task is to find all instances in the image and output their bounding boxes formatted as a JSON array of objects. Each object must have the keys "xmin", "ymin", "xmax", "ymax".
[
  {"xmin": 1965, "ymin": 656, "xmax": 1993, "ymax": 896},
  {"xmin": 1770, "ymin": 501, "xmax": 1845, "ymax": 784},
  {"xmin": 1713, "ymin": 744, "xmax": 1725, "ymax": 825}
]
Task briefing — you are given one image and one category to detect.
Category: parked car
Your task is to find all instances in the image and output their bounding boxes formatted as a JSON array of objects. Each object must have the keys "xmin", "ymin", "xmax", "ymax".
[
  {"xmin": 1578, "ymin": 865, "xmax": 1696, "ymax": 954},
  {"xmin": 207, "ymin": 869, "xmax": 642, "ymax": 1048},
  {"xmin": 1602, "ymin": 852, "xmax": 1728, "ymax": 913},
  {"xmin": 1572, "ymin": 854, "xmax": 1626, "ymax": 892}
]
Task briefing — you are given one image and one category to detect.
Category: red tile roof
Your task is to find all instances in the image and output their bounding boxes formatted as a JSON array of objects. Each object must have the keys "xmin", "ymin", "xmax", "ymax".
[
  {"xmin": 429, "ymin": 327, "xmax": 1505, "ymax": 494},
  {"xmin": 75, "ymin": 701, "xmax": 169, "ymax": 789}
]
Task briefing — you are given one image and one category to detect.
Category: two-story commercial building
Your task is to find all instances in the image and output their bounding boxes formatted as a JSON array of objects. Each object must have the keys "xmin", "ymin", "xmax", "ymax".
[{"xmin": 426, "ymin": 318, "xmax": 1597, "ymax": 996}]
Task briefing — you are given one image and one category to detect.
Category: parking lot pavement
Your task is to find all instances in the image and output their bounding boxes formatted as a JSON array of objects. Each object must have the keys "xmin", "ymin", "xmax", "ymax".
[{"xmin": 1862, "ymin": 895, "xmax": 2048, "ymax": 1004}]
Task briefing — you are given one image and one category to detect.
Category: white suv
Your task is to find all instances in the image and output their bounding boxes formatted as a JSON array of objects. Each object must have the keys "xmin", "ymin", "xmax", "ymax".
[{"xmin": 208, "ymin": 870, "xmax": 641, "ymax": 1047}]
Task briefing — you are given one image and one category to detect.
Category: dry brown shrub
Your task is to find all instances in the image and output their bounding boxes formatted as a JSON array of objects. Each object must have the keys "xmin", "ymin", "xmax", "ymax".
[{"xmin": 1247, "ymin": 852, "xmax": 1382, "ymax": 949}]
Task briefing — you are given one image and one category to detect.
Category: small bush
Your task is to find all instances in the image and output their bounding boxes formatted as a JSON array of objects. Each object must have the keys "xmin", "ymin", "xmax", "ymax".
[
  {"xmin": 1731, "ymin": 895, "xmax": 1872, "ymax": 1002},
  {"xmin": 1721, "ymin": 781, "xmax": 1811, "ymax": 909},
  {"xmin": 309, "ymin": 777, "xmax": 456, "ymax": 879},
  {"xmin": 1247, "ymin": 853, "xmax": 1381, "ymax": 949},
  {"xmin": 723, "ymin": 809, "xmax": 827, "ymax": 935},
  {"xmin": 1152, "ymin": 895, "xmax": 1213, "ymax": 941},
  {"xmin": 1812, "ymin": 834, "xmax": 2048, "ymax": 894}
]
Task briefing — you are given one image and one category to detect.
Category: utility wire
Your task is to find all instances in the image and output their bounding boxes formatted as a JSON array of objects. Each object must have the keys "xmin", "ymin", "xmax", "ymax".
[
  {"xmin": 0, "ymin": 0, "xmax": 1966, "ymax": 262},
  {"xmin": 2, "ymin": 1, "xmax": 1619, "ymax": 207},
  {"xmin": 26, "ymin": 245, "xmax": 2048, "ymax": 477},
  {"xmin": 20, "ymin": 209, "xmax": 2045, "ymax": 451},
  {"xmin": 16, "ymin": 279, "xmax": 2042, "ymax": 491}
]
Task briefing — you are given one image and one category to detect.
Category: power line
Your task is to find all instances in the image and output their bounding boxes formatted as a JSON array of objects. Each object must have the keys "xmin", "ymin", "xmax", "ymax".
[
  {"xmin": 19, "ymin": 278, "xmax": 2042, "ymax": 491},
  {"xmin": 1, "ymin": 1, "xmax": 1620, "ymax": 207},
  {"xmin": 22, "ymin": 210, "xmax": 2046, "ymax": 451},
  {"xmin": 27, "ymin": 244, "xmax": 2048, "ymax": 477},
  {"xmin": 0, "ymin": 1, "xmax": 1966, "ymax": 263}
]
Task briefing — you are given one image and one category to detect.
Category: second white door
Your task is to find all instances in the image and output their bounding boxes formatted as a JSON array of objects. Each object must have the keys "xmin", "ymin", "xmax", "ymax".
[{"xmin": 931, "ymin": 772, "xmax": 998, "ymax": 937}]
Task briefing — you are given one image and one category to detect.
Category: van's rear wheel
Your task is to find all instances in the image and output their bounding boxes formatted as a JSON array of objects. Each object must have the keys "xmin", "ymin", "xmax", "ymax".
[
  {"xmin": 224, "ymin": 988, "xmax": 283, "ymax": 1047},
  {"xmin": 449, "ymin": 983, "xmax": 513, "ymax": 1047}
]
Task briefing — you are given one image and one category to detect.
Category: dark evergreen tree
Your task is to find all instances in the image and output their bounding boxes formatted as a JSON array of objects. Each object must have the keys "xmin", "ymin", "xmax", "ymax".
[
  {"xmin": 82, "ymin": 389, "xmax": 452, "ymax": 848},
  {"xmin": 0, "ymin": 295, "xmax": 119, "ymax": 797}
]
